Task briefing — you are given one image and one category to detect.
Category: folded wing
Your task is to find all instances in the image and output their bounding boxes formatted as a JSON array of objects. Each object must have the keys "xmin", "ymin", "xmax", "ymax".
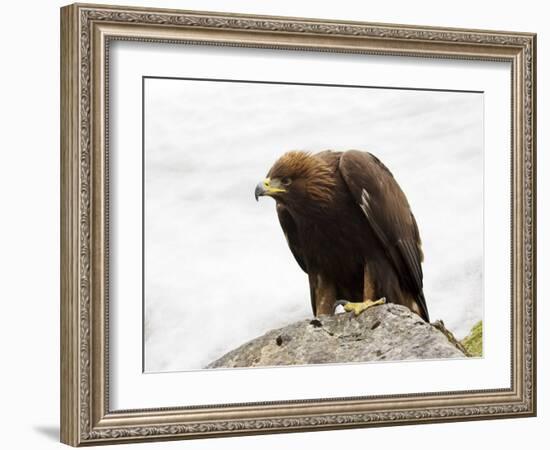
[{"xmin": 339, "ymin": 150, "xmax": 429, "ymax": 321}]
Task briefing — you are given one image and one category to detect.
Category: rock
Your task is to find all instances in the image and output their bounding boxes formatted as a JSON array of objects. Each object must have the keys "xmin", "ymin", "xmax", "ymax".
[
  {"xmin": 205, "ymin": 303, "xmax": 466, "ymax": 369},
  {"xmin": 461, "ymin": 320, "xmax": 483, "ymax": 357}
]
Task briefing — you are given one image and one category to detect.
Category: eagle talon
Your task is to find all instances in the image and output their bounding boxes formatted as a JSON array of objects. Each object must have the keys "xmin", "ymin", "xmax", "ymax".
[
  {"xmin": 341, "ymin": 297, "xmax": 386, "ymax": 316},
  {"xmin": 333, "ymin": 300, "xmax": 351, "ymax": 314}
]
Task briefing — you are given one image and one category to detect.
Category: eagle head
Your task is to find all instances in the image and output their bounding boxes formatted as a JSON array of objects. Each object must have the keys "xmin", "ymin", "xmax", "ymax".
[{"xmin": 255, "ymin": 151, "xmax": 336, "ymax": 207}]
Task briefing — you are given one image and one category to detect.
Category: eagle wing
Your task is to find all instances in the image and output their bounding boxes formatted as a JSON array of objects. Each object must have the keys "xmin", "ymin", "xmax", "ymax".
[
  {"xmin": 276, "ymin": 203, "xmax": 307, "ymax": 274},
  {"xmin": 339, "ymin": 150, "xmax": 429, "ymax": 321}
]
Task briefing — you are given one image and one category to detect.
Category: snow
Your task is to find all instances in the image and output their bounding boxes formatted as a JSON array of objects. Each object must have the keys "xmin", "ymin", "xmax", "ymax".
[{"xmin": 143, "ymin": 78, "xmax": 483, "ymax": 372}]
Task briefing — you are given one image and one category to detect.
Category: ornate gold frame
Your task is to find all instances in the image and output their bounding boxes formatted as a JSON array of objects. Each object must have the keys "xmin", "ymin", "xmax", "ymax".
[{"xmin": 60, "ymin": 3, "xmax": 536, "ymax": 446}]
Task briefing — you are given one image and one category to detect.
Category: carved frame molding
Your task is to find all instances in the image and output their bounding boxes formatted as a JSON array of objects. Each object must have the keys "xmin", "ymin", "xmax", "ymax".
[{"xmin": 60, "ymin": 3, "xmax": 536, "ymax": 446}]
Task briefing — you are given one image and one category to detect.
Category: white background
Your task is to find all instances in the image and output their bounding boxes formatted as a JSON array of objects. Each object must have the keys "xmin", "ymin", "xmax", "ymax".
[
  {"xmin": 0, "ymin": 0, "xmax": 546, "ymax": 449},
  {"xmin": 143, "ymin": 77, "xmax": 485, "ymax": 373}
]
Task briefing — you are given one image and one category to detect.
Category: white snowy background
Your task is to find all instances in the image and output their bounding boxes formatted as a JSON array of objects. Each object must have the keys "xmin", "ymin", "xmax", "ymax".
[{"xmin": 143, "ymin": 78, "xmax": 483, "ymax": 372}]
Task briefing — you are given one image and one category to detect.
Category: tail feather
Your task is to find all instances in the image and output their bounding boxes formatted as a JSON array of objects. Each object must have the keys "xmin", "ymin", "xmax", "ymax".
[{"xmin": 416, "ymin": 291, "xmax": 430, "ymax": 322}]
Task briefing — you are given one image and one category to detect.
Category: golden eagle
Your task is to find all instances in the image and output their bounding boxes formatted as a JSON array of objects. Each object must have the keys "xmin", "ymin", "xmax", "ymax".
[{"xmin": 255, "ymin": 150, "xmax": 429, "ymax": 322}]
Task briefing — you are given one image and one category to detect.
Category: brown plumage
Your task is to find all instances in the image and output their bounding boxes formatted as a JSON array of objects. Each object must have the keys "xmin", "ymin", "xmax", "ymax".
[{"xmin": 255, "ymin": 150, "xmax": 429, "ymax": 322}]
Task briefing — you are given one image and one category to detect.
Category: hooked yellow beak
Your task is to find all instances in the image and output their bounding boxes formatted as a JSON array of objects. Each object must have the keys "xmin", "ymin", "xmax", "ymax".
[{"xmin": 255, "ymin": 178, "xmax": 286, "ymax": 201}]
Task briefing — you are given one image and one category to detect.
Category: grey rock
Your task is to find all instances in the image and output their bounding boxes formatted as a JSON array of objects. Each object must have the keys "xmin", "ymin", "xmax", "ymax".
[{"xmin": 205, "ymin": 303, "xmax": 466, "ymax": 369}]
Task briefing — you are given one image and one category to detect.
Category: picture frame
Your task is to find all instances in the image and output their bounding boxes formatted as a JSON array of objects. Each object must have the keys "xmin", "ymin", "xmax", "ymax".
[{"xmin": 60, "ymin": 2, "xmax": 536, "ymax": 446}]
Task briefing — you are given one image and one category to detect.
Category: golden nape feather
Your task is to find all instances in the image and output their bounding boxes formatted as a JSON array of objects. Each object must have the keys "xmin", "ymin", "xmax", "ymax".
[{"xmin": 267, "ymin": 151, "xmax": 336, "ymax": 203}]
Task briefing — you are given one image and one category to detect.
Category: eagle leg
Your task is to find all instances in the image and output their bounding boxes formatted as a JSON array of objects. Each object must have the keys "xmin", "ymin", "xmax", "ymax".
[{"xmin": 334, "ymin": 298, "xmax": 386, "ymax": 316}]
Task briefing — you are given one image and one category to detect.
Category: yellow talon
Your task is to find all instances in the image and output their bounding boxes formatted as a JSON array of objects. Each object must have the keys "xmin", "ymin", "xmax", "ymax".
[{"xmin": 343, "ymin": 297, "xmax": 386, "ymax": 316}]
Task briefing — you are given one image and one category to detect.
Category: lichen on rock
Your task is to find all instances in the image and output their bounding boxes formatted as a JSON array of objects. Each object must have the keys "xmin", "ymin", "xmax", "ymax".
[{"xmin": 461, "ymin": 320, "xmax": 483, "ymax": 357}]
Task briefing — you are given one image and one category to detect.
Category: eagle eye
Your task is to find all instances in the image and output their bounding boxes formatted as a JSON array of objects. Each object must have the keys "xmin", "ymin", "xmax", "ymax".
[{"xmin": 281, "ymin": 177, "xmax": 292, "ymax": 186}]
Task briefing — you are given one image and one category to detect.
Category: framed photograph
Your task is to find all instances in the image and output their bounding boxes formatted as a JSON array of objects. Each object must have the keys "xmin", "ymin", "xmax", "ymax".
[{"xmin": 60, "ymin": 3, "xmax": 537, "ymax": 446}]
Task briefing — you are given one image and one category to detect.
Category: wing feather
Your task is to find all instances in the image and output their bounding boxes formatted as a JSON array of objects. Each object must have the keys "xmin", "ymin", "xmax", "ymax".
[{"xmin": 340, "ymin": 150, "xmax": 429, "ymax": 321}]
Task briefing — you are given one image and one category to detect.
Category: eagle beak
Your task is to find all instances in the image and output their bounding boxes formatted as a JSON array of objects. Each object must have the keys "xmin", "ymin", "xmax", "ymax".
[
  {"xmin": 255, "ymin": 178, "xmax": 286, "ymax": 201},
  {"xmin": 255, "ymin": 180, "xmax": 267, "ymax": 201}
]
